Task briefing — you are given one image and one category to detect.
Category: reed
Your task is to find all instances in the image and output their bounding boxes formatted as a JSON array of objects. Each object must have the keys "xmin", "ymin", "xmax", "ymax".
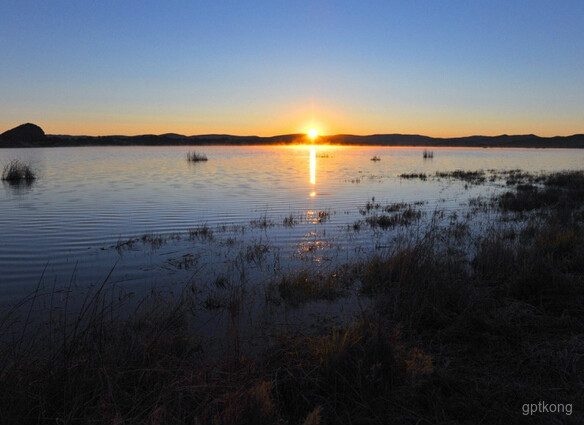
[
  {"xmin": 188, "ymin": 223, "xmax": 214, "ymax": 240},
  {"xmin": 399, "ymin": 172, "xmax": 427, "ymax": 180},
  {"xmin": 186, "ymin": 150, "xmax": 208, "ymax": 162},
  {"xmin": 1, "ymin": 159, "xmax": 37, "ymax": 184}
]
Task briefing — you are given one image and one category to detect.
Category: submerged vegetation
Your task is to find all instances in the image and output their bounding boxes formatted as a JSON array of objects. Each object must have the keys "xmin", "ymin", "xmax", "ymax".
[
  {"xmin": 1, "ymin": 170, "xmax": 583, "ymax": 423},
  {"xmin": 1, "ymin": 159, "xmax": 37, "ymax": 184},
  {"xmin": 186, "ymin": 150, "xmax": 208, "ymax": 162}
]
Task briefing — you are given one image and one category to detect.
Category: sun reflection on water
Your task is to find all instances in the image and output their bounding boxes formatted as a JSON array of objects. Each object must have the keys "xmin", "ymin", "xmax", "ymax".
[{"xmin": 310, "ymin": 146, "xmax": 316, "ymax": 186}]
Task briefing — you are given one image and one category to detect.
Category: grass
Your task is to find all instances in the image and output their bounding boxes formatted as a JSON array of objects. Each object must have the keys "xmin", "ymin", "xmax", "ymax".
[
  {"xmin": 423, "ymin": 149, "xmax": 434, "ymax": 159},
  {"xmin": 399, "ymin": 172, "xmax": 427, "ymax": 180},
  {"xmin": 370, "ymin": 155, "xmax": 381, "ymax": 161},
  {"xmin": 250, "ymin": 213, "xmax": 274, "ymax": 229},
  {"xmin": 282, "ymin": 213, "xmax": 298, "ymax": 227},
  {"xmin": 186, "ymin": 150, "xmax": 208, "ymax": 162},
  {"xmin": 436, "ymin": 169, "xmax": 486, "ymax": 184},
  {"xmin": 188, "ymin": 223, "xmax": 214, "ymax": 240},
  {"xmin": 276, "ymin": 267, "xmax": 351, "ymax": 305},
  {"xmin": 1, "ymin": 170, "xmax": 583, "ymax": 424},
  {"xmin": 1, "ymin": 159, "xmax": 37, "ymax": 184},
  {"xmin": 365, "ymin": 207, "xmax": 422, "ymax": 229}
]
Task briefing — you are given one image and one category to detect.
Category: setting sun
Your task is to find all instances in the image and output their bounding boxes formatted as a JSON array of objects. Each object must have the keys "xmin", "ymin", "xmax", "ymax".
[{"xmin": 308, "ymin": 128, "xmax": 318, "ymax": 139}]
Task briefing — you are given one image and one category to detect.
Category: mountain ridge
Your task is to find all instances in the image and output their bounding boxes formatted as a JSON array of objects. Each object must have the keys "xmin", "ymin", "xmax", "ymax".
[{"xmin": 2, "ymin": 123, "xmax": 584, "ymax": 148}]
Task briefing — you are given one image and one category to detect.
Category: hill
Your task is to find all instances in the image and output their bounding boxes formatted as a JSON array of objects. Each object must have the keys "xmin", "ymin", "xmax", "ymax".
[
  {"xmin": 0, "ymin": 123, "xmax": 46, "ymax": 146},
  {"xmin": 1, "ymin": 123, "xmax": 584, "ymax": 148}
]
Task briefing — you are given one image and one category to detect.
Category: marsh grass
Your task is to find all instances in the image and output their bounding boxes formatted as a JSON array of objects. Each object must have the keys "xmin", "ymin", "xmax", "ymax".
[
  {"xmin": 436, "ymin": 169, "xmax": 486, "ymax": 184},
  {"xmin": 365, "ymin": 207, "xmax": 422, "ymax": 229},
  {"xmin": 186, "ymin": 150, "xmax": 208, "ymax": 162},
  {"xmin": 2, "ymin": 170, "xmax": 584, "ymax": 424},
  {"xmin": 245, "ymin": 240, "xmax": 270, "ymax": 265},
  {"xmin": 283, "ymin": 213, "xmax": 299, "ymax": 227},
  {"xmin": 316, "ymin": 210, "xmax": 330, "ymax": 223},
  {"xmin": 400, "ymin": 172, "xmax": 427, "ymax": 180},
  {"xmin": 189, "ymin": 223, "xmax": 214, "ymax": 240},
  {"xmin": 250, "ymin": 213, "xmax": 274, "ymax": 229},
  {"xmin": 498, "ymin": 170, "xmax": 584, "ymax": 217},
  {"xmin": 1, "ymin": 159, "xmax": 37, "ymax": 184},
  {"xmin": 141, "ymin": 232, "xmax": 165, "ymax": 249},
  {"xmin": 3, "ymin": 214, "xmax": 583, "ymax": 423},
  {"xmin": 423, "ymin": 149, "xmax": 434, "ymax": 159},
  {"xmin": 276, "ymin": 267, "xmax": 352, "ymax": 305}
]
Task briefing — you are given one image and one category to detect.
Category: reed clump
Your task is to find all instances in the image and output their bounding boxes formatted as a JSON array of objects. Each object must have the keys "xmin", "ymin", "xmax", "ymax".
[
  {"xmin": 276, "ymin": 267, "xmax": 352, "ymax": 305},
  {"xmin": 365, "ymin": 207, "xmax": 422, "ymax": 229},
  {"xmin": 399, "ymin": 172, "xmax": 427, "ymax": 180},
  {"xmin": 436, "ymin": 169, "xmax": 486, "ymax": 184},
  {"xmin": 186, "ymin": 150, "xmax": 208, "ymax": 162},
  {"xmin": 1, "ymin": 159, "xmax": 37, "ymax": 184}
]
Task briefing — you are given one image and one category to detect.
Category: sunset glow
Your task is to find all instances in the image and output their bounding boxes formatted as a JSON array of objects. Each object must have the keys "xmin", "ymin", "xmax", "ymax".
[
  {"xmin": 1, "ymin": 2, "xmax": 582, "ymax": 137},
  {"xmin": 308, "ymin": 128, "xmax": 318, "ymax": 139}
]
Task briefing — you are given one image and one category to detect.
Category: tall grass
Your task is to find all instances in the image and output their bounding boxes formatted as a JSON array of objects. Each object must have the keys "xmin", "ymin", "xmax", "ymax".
[
  {"xmin": 1, "ymin": 170, "xmax": 583, "ymax": 423},
  {"xmin": 186, "ymin": 150, "xmax": 208, "ymax": 162},
  {"xmin": 1, "ymin": 159, "xmax": 37, "ymax": 184}
]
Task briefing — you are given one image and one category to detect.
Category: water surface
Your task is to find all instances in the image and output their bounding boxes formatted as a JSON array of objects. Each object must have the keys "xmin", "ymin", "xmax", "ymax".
[{"xmin": 1, "ymin": 145, "xmax": 583, "ymax": 304}]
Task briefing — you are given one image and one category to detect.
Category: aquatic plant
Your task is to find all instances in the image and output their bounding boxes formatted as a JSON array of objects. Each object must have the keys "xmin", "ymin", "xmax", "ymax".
[
  {"xmin": 436, "ymin": 169, "xmax": 486, "ymax": 184},
  {"xmin": 141, "ymin": 232, "xmax": 165, "ymax": 248},
  {"xmin": 365, "ymin": 207, "xmax": 422, "ymax": 229},
  {"xmin": 245, "ymin": 240, "xmax": 270, "ymax": 264},
  {"xmin": 1, "ymin": 160, "xmax": 36, "ymax": 184},
  {"xmin": 316, "ymin": 210, "xmax": 330, "ymax": 223},
  {"xmin": 276, "ymin": 269, "xmax": 349, "ymax": 305},
  {"xmin": 250, "ymin": 213, "xmax": 274, "ymax": 229},
  {"xmin": 399, "ymin": 172, "xmax": 427, "ymax": 180},
  {"xmin": 186, "ymin": 150, "xmax": 208, "ymax": 162},
  {"xmin": 189, "ymin": 223, "xmax": 214, "ymax": 240},
  {"xmin": 283, "ymin": 213, "xmax": 299, "ymax": 227},
  {"xmin": 370, "ymin": 155, "xmax": 381, "ymax": 161}
]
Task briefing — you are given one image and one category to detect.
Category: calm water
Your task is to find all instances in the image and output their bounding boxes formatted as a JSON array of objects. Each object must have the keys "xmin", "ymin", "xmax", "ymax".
[{"xmin": 1, "ymin": 145, "xmax": 583, "ymax": 306}]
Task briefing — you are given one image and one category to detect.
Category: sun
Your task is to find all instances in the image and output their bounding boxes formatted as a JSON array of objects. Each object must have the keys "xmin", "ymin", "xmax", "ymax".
[{"xmin": 307, "ymin": 128, "xmax": 318, "ymax": 140}]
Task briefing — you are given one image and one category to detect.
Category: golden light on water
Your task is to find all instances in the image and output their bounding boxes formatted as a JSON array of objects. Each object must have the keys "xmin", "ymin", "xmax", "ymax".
[{"xmin": 310, "ymin": 146, "xmax": 316, "ymax": 186}]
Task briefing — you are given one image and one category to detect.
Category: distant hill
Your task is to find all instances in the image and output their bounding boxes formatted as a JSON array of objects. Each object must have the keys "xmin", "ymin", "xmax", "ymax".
[
  {"xmin": 0, "ymin": 123, "xmax": 45, "ymax": 146},
  {"xmin": 1, "ymin": 123, "xmax": 584, "ymax": 148}
]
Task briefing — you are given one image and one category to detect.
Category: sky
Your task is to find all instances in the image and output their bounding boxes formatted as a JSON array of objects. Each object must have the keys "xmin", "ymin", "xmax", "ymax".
[{"xmin": 1, "ymin": 0, "xmax": 583, "ymax": 137}]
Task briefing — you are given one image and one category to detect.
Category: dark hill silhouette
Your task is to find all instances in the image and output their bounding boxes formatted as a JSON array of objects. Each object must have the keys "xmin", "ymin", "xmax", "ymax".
[
  {"xmin": 0, "ymin": 123, "xmax": 45, "ymax": 146},
  {"xmin": 1, "ymin": 123, "xmax": 583, "ymax": 148}
]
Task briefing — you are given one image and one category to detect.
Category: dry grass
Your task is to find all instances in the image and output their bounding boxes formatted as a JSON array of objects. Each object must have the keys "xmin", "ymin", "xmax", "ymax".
[
  {"xmin": 1, "ymin": 170, "xmax": 583, "ymax": 424},
  {"xmin": 1, "ymin": 159, "xmax": 37, "ymax": 184}
]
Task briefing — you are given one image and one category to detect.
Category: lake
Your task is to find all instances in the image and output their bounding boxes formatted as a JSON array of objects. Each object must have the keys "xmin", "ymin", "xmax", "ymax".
[{"xmin": 1, "ymin": 145, "xmax": 583, "ymax": 310}]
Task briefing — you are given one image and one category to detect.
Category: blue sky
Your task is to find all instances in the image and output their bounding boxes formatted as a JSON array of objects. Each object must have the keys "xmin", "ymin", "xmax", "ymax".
[{"xmin": 1, "ymin": 0, "xmax": 583, "ymax": 136}]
